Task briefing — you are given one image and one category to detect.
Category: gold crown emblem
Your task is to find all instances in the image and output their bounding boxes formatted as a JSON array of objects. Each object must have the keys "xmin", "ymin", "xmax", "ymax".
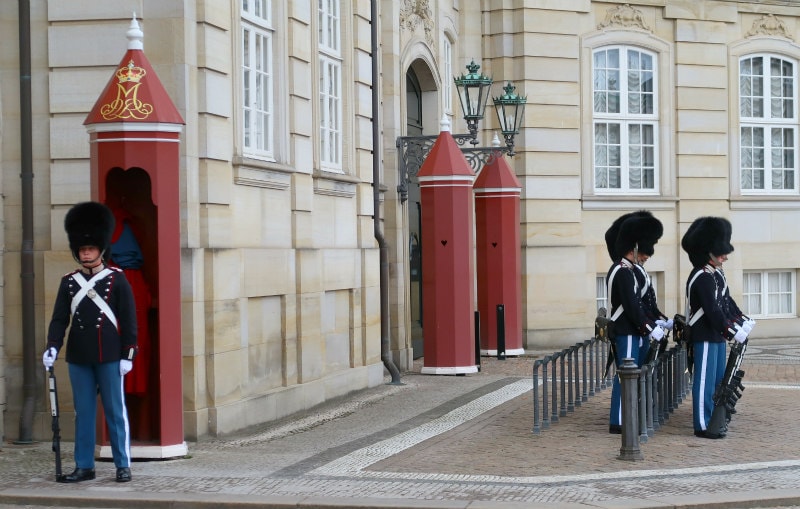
[{"xmin": 116, "ymin": 59, "xmax": 146, "ymax": 83}]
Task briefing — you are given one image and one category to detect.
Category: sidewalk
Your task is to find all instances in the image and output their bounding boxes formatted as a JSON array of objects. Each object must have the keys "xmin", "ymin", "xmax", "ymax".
[{"xmin": 1, "ymin": 338, "xmax": 800, "ymax": 509}]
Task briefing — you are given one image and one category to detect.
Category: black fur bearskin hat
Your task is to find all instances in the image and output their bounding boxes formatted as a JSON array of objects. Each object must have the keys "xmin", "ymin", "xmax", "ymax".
[
  {"xmin": 606, "ymin": 210, "xmax": 663, "ymax": 260},
  {"xmin": 64, "ymin": 201, "xmax": 115, "ymax": 261},
  {"xmin": 681, "ymin": 216, "xmax": 734, "ymax": 268}
]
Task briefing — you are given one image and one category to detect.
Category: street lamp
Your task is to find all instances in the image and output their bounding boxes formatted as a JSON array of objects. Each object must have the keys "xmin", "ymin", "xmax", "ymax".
[
  {"xmin": 493, "ymin": 82, "xmax": 527, "ymax": 156},
  {"xmin": 454, "ymin": 60, "xmax": 493, "ymax": 145},
  {"xmin": 396, "ymin": 61, "xmax": 525, "ymax": 202}
]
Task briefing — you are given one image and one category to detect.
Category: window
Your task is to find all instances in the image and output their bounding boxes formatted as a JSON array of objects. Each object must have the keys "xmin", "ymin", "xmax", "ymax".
[
  {"xmin": 596, "ymin": 275, "xmax": 608, "ymax": 311},
  {"xmin": 242, "ymin": 0, "xmax": 274, "ymax": 159},
  {"xmin": 319, "ymin": 0, "xmax": 342, "ymax": 170},
  {"xmin": 739, "ymin": 55, "xmax": 799, "ymax": 194},
  {"xmin": 742, "ymin": 270, "xmax": 796, "ymax": 317},
  {"xmin": 442, "ymin": 37, "xmax": 453, "ymax": 113},
  {"xmin": 593, "ymin": 46, "xmax": 658, "ymax": 193}
]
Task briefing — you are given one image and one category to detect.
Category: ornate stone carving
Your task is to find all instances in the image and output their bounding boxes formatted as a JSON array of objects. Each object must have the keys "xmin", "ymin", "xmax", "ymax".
[
  {"xmin": 597, "ymin": 3, "xmax": 651, "ymax": 32},
  {"xmin": 400, "ymin": 0, "xmax": 434, "ymax": 45},
  {"xmin": 747, "ymin": 14, "xmax": 793, "ymax": 41}
]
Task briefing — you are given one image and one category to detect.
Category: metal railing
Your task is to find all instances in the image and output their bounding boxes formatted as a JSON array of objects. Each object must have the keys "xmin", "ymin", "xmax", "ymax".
[
  {"xmin": 532, "ymin": 337, "xmax": 612, "ymax": 434},
  {"xmin": 531, "ymin": 337, "xmax": 691, "ymax": 437},
  {"xmin": 637, "ymin": 341, "xmax": 691, "ymax": 442}
]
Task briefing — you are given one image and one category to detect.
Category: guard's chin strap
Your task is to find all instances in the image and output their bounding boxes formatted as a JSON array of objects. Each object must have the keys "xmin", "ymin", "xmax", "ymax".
[{"xmin": 634, "ymin": 243, "xmax": 640, "ymax": 265}]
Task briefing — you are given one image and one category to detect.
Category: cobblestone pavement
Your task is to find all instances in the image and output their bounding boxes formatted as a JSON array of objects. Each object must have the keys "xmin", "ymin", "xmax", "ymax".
[{"xmin": 1, "ymin": 338, "xmax": 799, "ymax": 508}]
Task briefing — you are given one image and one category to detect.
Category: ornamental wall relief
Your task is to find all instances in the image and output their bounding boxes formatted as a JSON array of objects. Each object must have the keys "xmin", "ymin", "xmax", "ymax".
[
  {"xmin": 746, "ymin": 13, "xmax": 793, "ymax": 41},
  {"xmin": 400, "ymin": 0, "xmax": 435, "ymax": 46},
  {"xmin": 597, "ymin": 3, "xmax": 651, "ymax": 32}
]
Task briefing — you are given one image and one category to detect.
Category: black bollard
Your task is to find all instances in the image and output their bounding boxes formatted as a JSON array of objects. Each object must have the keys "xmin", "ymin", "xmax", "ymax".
[
  {"xmin": 617, "ymin": 357, "xmax": 643, "ymax": 461},
  {"xmin": 474, "ymin": 311, "xmax": 481, "ymax": 371},
  {"xmin": 496, "ymin": 304, "xmax": 506, "ymax": 360}
]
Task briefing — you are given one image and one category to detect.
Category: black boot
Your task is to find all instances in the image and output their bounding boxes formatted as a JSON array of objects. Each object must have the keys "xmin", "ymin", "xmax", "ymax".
[
  {"xmin": 59, "ymin": 467, "xmax": 96, "ymax": 483},
  {"xmin": 116, "ymin": 467, "xmax": 132, "ymax": 482}
]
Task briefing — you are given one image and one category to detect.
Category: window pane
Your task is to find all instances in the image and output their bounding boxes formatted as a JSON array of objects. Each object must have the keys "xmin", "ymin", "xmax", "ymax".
[
  {"xmin": 242, "ymin": 25, "xmax": 273, "ymax": 155},
  {"xmin": 596, "ymin": 275, "xmax": 608, "ymax": 311},
  {"xmin": 593, "ymin": 49, "xmax": 620, "ymax": 113},
  {"xmin": 742, "ymin": 272, "xmax": 762, "ymax": 315},
  {"xmin": 595, "ymin": 123, "xmax": 621, "ymax": 189}
]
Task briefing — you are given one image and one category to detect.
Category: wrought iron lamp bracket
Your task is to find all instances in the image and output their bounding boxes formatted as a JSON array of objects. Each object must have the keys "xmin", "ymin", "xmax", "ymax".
[{"xmin": 396, "ymin": 134, "xmax": 513, "ymax": 202}]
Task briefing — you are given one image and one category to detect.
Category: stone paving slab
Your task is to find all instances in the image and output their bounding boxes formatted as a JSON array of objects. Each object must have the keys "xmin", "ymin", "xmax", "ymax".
[{"xmin": 0, "ymin": 339, "xmax": 798, "ymax": 509}]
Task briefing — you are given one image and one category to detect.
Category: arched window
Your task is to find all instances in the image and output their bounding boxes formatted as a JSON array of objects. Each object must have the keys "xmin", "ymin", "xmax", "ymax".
[
  {"xmin": 739, "ymin": 54, "xmax": 799, "ymax": 194},
  {"xmin": 592, "ymin": 45, "xmax": 659, "ymax": 193}
]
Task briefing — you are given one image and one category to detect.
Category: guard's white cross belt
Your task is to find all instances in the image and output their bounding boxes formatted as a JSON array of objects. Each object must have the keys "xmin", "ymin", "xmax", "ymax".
[{"xmin": 70, "ymin": 268, "xmax": 118, "ymax": 329}]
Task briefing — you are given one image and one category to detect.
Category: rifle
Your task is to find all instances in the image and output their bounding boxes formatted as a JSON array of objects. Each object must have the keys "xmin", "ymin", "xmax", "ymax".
[
  {"xmin": 673, "ymin": 314, "xmax": 693, "ymax": 374},
  {"xmin": 706, "ymin": 339, "xmax": 748, "ymax": 437},
  {"xmin": 595, "ymin": 308, "xmax": 617, "ymax": 379},
  {"xmin": 47, "ymin": 367, "xmax": 66, "ymax": 482},
  {"xmin": 643, "ymin": 328, "xmax": 669, "ymax": 366}
]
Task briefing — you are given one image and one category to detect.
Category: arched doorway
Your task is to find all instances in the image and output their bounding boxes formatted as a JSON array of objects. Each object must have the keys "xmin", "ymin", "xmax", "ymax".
[
  {"xmin": 405, "ymin": 60, "xmax": 439, "ymax": 359},
  {"xmin": 407, "ymin": 68, "xmax": 423, "ymax": 358}
]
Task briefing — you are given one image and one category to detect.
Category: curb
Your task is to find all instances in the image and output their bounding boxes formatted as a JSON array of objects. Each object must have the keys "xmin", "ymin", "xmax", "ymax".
[{"xmin": 2, "ymin": 488, "xmax": 800, "ymax": 509}]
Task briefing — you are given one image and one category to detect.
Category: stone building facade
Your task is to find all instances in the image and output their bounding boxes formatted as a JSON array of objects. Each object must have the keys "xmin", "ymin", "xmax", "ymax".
[{"xmin": 1, "ymin": 0, "xmax": 798, "ymax": 442}]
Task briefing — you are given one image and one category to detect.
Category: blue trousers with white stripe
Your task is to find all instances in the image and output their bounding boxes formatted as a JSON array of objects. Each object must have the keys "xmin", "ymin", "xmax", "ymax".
[
  {"xmin": 691, "ymin": 341, "xmax": 727, "ymax": 432},
  {"xmin": 609, "ymin": 334, "xmax": 649, "ymax": 427},
  {"xmin": 68, "ymin": 361, "xmax": 131, "ymax": 469}
]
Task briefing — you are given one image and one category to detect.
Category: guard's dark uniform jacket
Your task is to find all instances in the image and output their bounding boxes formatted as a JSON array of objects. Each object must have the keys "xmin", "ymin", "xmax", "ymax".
[
  {"xmin": 606, "ymin": 258, "xmax": 658, "ymax": 337},
  {"xmin": 686, "ymin": 264, "xmax": 741, "ymax": 344},
  {"xmin": 46, "ymin": 265, "xmax": 137, "ymax": 364},
  {"xmin": 633, "ymin": 264, "xmax": 667, "ymax": 322}
]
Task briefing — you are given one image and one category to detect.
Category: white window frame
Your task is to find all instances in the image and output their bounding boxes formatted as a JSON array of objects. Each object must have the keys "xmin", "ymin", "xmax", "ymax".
[
  {"xmin": 742, "ymin": 270, "xmax": 797, "ymax": 318},
  {"xmin": 241, "ymin": 1, "xmax": 275, "ymax": 161},
  {"xmin": 592, "ymin": 45, "xmax": 659, "ymax": 195},
  {"xmin": 580, "ymin": 31, "xmax": 675, "ymax": 209},
  {"xmin": 319, "ymin": 0, "xmax": 343, "ymax": 172},
  {"xmin": 739, "ymin": 54, "xmax": 799, "ymax": 195}
]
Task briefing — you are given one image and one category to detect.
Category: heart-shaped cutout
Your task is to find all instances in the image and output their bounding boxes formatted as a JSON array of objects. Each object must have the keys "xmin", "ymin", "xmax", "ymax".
[{"xmin": 441, "ymin": 240, "xmax": 447, "ymax": 246}]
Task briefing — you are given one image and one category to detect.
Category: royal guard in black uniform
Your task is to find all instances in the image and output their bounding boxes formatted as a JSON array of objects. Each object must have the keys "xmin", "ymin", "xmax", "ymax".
[
  {"xmin": 42, "ymin": 202, "xmax": 138, "ymax": 482},
  {"xmin": 604, "ymin": 210, "xmax": 666, "ymax": 434},
  {"xmin": 681, "ymin": 216, "xmax": 755, "ymax": 439}
]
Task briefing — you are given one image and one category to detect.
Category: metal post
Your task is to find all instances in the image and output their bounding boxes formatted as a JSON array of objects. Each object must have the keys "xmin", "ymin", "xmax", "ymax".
[
  {"xmin": 551, "ymin": 353, "xmax": 559, "ymax": 422},
  {"xmin": 542, "ymin": 356, "xmax": 550, "ymax": 429},
  {"xmin": 496, "ymin": 304, "xmax": 506, "ymax": 360},
  {"xmin": 532, "ymin": 360, "xmax": 541, "ymax": 434},
  {"xmin": 573, "ymin": 344, "xmax": 581, "ymax": 408},
  {"xmin": 474, "ymin": 311, "xmax": 481, "ymax": 372},
  {"xmin": 582, "ymin": 339, "xmax": 590, "ymax": 401},
  {"xmin": 652, "ymin": 361, "xmax": 661, "ymax": 431},
  {"xmin": 588, "ymin": 339, "xmax": 596, "ymax": 397},
  {"xmin": 638, "ymin": 368, "xmax": 648, "ymax": 443},
  {"xmin": 617, "ymin": 357, "xmax": 643, "ymax": 461},
  {"xmin": 645, "ymin": 363, "xmax": 655, "ymax": 436},
  {"xmin": 559, "ymin": 351, "xmax": 567, "ymax": 417}
]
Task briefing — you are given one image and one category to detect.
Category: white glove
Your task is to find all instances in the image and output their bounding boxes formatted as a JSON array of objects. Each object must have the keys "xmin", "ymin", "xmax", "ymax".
[
  {"xmin": 120, "ymin": 359, "xmax": 133, "ymax": 376},
  {"xmin": 733, "ymin": 326, "xmax": 747, "ymax": 343},
  {"xmin": 650, "ymin": 325, "xmax": 665, "ymax": 341},
  {"xmin": 656, "ymin": 319, "xmax": 674, "ymax": 331},
  {"xmin": 742, "ymin": 319, "xmax": 756, "ymax": 334},
  {"xmin": 42, "ymin": 347, "xmax": 57, "ymax": 369}
]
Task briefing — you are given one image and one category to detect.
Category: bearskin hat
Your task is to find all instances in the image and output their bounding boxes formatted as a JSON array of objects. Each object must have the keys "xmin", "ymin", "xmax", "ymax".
[
  {"xmin": 605, "ymin": 210, "xmax": 663, "ymax": 260},
  {"xmin": 604, "ymin": 212, "xmax": 634, "ymax": 260},
  {"xmin": 64, "ymin": 201, "xmax": 115, "ymax": 261},
  {"xmin": 681, "ymin": 216, "xmax": 734, "ymax": 267}
]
